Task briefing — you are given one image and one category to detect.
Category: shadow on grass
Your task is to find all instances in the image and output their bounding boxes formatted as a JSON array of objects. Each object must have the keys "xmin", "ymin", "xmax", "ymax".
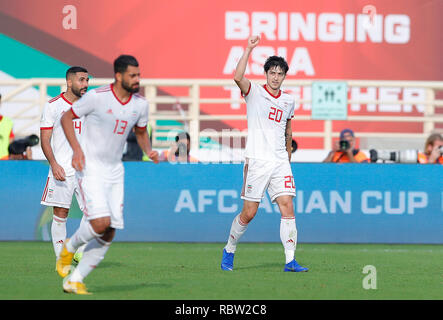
[
  {"xmin": 94, "ymin": 261, "xmax": 126, "ymax": 269},
  {"xmin": 93, "ymin": 282, "xmax": 172, "ymax": 294},
  {"xmin": 234, "ymin": 262, "xmax": 282, "ymax": 270}
]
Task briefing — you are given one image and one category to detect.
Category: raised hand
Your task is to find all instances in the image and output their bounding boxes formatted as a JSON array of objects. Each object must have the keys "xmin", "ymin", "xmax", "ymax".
[{"xmin": 247, "ymin": 35, "xmax": 260, "ymax": 49}]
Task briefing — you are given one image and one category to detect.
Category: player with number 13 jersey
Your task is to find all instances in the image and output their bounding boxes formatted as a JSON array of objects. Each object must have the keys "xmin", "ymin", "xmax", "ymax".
[{"xmin": 71, "ymin": 83, "xmax": 149, "ymax": 181}]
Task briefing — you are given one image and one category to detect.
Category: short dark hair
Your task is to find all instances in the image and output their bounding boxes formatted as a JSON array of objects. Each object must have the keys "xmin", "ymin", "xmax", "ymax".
[
  {"xmin": 66, "ymin": 66, "xmax": 88, "ymax": 79},
  {"xmin": 175, "ymin": 132, "xmax": 190, "ymax": 142},
  {"xmin": 114, "ymin": 55, "xmax": 139, "ymax": 74},
  {"xmin": 264, "ymin": 56, "xmax": 289, "ymax": 74}
]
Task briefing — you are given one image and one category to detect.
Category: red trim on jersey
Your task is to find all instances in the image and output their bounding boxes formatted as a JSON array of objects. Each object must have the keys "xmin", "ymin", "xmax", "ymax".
[
  {"xmin": 60, "ymin": 93, "xmax": 73, "ymax": 105},
  {"xmin": 135, "ymin": 125, "xmax": 147, "ymax": 130},
  {"xmin": 40, "ymin": 127, "xmax": 53, "ymax": 130},
  {"xmin": 70, "ymin": 108, "xmax": 80, "ymax": 119},
  {"xmin": 263, "ymin": 84, "xmax": 281, "ymax": 99},
  {"xmin": 111, "ymin": 83, "xmax": 132, "ymax": 105},
  {"xmin": 48, "ymin": 95, "xmax": 61, "ymax": 103},
  {"xmin": 242, "ymin": 82, "xmax": 251, "ymax": 97},
  {"xmin": 41, "ymin": 177, "xmax": 49, "ymax": 201}
]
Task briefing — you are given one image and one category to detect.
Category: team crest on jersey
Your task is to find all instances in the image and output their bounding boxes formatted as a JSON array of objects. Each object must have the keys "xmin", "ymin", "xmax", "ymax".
[
  {"xmin": 47, "ymin": 188, "xmax": 54, "ymax": 198},
  {"xmin": 106, "ymin": 108, "xmax": 113, "ymax": 115},
  {"xmin": 246, "ymin": 184, "xmax": 253, "ymax": 193},
  {"xmin": 280, "ymin": 101, "xmax": 290, "ymax": 109},
  {"xmin": 132, "ymin": 111, "xmax": 138, "ymax": 118}
]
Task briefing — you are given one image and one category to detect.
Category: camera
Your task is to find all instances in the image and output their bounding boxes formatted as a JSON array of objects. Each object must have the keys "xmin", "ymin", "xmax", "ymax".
[
  {"xmin": 8, "ymin": 134, "xmax": 39, "ymax": 155},
  {"xmin": 339, "ymin": 140, "xmax": 350, "ymax": 151},
  {"xmin": 175, "ymin": 142, "xmax": 188, "ymax": 157},
  {"xmin": 369, "ymin": 149, "xmax": 418, "ymax": 163}
]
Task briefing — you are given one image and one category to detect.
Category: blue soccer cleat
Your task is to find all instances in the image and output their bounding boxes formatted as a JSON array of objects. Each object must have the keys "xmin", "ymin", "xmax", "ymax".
[
  {"xmin": 284, "ymin": 259, "xmax": 309, "ymax": 272},
  {"xmin": 221, "ymin": 249, "xmax": 235, "ymax": 271}
]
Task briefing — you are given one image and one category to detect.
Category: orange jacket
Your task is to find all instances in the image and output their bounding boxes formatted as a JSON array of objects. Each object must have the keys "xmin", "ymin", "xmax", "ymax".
[
  {"xmin": 332, "ymin": 150, "xmax": 369, "ymax": 163},
  {"xmin": 417, "ymin": 152, "xmax": 443, "ymax": 164}
]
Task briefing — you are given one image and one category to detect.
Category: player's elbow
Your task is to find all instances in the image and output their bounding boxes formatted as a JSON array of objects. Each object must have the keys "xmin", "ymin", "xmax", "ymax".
[{"xmin": 233, "ymin": 76, "xmax": 243, "ymax": 84}]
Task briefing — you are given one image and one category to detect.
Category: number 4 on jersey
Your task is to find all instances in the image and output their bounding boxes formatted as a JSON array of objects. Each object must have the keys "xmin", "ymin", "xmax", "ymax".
[{"xmin": 74, "ymin": 120, "xmax": 82, "ymax": 134}]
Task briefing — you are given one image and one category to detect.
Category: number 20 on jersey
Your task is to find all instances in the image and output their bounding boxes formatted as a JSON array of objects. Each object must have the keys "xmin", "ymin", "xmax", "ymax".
[{"xmin": 268, "ymin": 107, "xmax": 283, "ymax": 123}]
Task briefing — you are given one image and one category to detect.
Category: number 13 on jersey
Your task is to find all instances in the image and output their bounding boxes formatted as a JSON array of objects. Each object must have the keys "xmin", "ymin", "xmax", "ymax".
[{"xmin": 113, "ymin": 119, "xmax": 128, "ymax": 135}]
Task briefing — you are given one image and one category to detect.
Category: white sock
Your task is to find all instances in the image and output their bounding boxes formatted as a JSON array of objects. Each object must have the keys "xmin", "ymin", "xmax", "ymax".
[
  {"xmin": 66, "ymin": 219, "xmax": 102, "ymax": 253},
  {"xmin": 69, "ymin": 237, "xmax": 111, "ymax": 283},
  {"xmin": 224, "ymin": 214, "xmax": 248, "ymax": 253},
  {"xmin": 280, "ymin": 217, "xmax": 297, "ymax": 264},
  {"xmin": 51, "ymin": 215, "xmax": 67, "ymax": 259},
  {"xmin": 74, "ymin": 216, "xmax": 89, "ymax": 254}
]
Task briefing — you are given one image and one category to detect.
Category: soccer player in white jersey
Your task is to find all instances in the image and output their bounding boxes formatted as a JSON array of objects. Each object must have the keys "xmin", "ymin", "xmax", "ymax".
[
  {"xmin": 57, "ymin": 55, "xmax": 159, "ymax": 295},
  {"xmin": 40, "ymin": 66, "xmax": 89, "ymax": 267},
  {"xmin": 221, "ymin": 36, "xmax": 308, "ymax": 272}
]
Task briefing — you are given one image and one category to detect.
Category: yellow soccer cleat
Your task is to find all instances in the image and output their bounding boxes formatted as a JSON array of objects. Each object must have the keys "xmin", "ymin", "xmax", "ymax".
[
  {"xmin": 56, "ymin": 239, "xmax": 74, "ymax": 278},
  {"xmin": 63, "ymin": 280, "xmax": 92, "ymax": 295}
]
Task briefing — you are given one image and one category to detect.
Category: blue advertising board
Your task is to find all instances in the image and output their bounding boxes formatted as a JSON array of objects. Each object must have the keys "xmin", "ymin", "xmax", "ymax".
[{"xmin": 0, "ymin": 161, "xmax": 442, "ymax": 243}]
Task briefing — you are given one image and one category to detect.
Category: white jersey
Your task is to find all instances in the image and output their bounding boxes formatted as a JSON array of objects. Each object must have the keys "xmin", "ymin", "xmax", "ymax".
[
  {"xmin": 244, "ymin": 82, "xmax": 295, "ymax": 162},
  {"xmin": 71, "ymin": 84, "xmax": 149, "ymax": 181},
  {"xmin": 40, "ymin": 93, "xmax": 83, "ymax": 177}
]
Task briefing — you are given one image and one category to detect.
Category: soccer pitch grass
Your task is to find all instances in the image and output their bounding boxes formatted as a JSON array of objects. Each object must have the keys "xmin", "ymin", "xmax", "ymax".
[{"xmin": 1, "ymin": 242, "xmax": 442, "ymax": 300}]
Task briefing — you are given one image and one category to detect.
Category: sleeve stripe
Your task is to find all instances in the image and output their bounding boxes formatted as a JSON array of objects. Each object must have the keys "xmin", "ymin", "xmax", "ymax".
[
  {"xmin": 242, "ymin": 82, "xmax": 251, "ymax": 97},
  {"xmin": 70, "ymin": 108, "xmax": 80, "ymax": 119},
  {"xmin": 40, "ymin": 127, "xmax": 53, "ymax": 130}
]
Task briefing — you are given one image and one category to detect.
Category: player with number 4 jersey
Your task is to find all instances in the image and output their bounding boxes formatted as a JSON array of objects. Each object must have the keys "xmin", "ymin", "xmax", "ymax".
[
  {"xmin": 221, "ymin": 35, "xmax": 308, "ymax": 273},
  {"xmin": 40, "ymin": 66, "xmax": 89, "ymax": 268}
]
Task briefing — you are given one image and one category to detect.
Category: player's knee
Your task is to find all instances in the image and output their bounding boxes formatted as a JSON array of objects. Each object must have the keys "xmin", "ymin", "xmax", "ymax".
[
  {"xmin": 241, "ymin": 208, "xmax": 257, "ymax": 223},
  {"xmin": 89, "ymin": 217, "xmax": 111, "ymax": 235},
  {"xmin": 277, "ymin": 198, "xmax": 294, "ymax": 214},
  {"xmin": 53, "ymin": 207, "xmax": 69, "ymax": 219}
]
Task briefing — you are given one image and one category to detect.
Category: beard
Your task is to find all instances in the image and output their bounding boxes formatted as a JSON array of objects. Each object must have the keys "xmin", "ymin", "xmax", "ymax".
[
  {"xmin": 122, "ymin": 80, "xmax": 140, "ymax": 93},
  {"xmin": 71, "ymin": 86, "xmax": 87, "ymax": 98}
]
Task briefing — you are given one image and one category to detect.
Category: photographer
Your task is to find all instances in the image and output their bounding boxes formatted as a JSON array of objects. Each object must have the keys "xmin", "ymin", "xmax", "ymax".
[
  {"xmin": 323, "ymin": 129, "xmax": 369, "ymax": 163},
  {"xmin": 7, "ymin": 134, "xmax": 39, "ymax": 160},
  {"xmin": 159, "ymin": 131, "xmax": 198, "ymax": 163},
  {"xmin": 0, "ymin": 93, "xmax": 15, "ymax": 160},
  {"xmin": 417, "ymin": 133, "xmax": 443, "ymax": 164}
]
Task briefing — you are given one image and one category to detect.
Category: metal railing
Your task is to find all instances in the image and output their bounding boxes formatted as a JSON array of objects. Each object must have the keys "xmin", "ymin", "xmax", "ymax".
[{"xmin": 1, "ymin": 78, "xmax": 442, "ymax": 150}]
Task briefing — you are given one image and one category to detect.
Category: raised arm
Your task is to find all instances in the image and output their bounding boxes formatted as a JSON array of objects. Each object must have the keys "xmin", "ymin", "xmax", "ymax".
[
  {"xmin": 61, "ymin": 109, "xmax": 85, "ymax": 171},
  {"xmin": 234, "ymin": 35, "xmax": 260, "ymax": 95}
]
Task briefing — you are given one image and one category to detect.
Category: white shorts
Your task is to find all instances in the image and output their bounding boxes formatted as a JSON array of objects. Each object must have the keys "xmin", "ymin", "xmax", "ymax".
[
  {"xmin": 41, "ymin": 175, "xmax": 85, "ymax": 210},
  {"xmin": 76, "ymin": 172, "xmax": 125, "ymax": 229},
  {"xmin": 240, "ymin": 158, "xmax": 296, "ymax": 204}
]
